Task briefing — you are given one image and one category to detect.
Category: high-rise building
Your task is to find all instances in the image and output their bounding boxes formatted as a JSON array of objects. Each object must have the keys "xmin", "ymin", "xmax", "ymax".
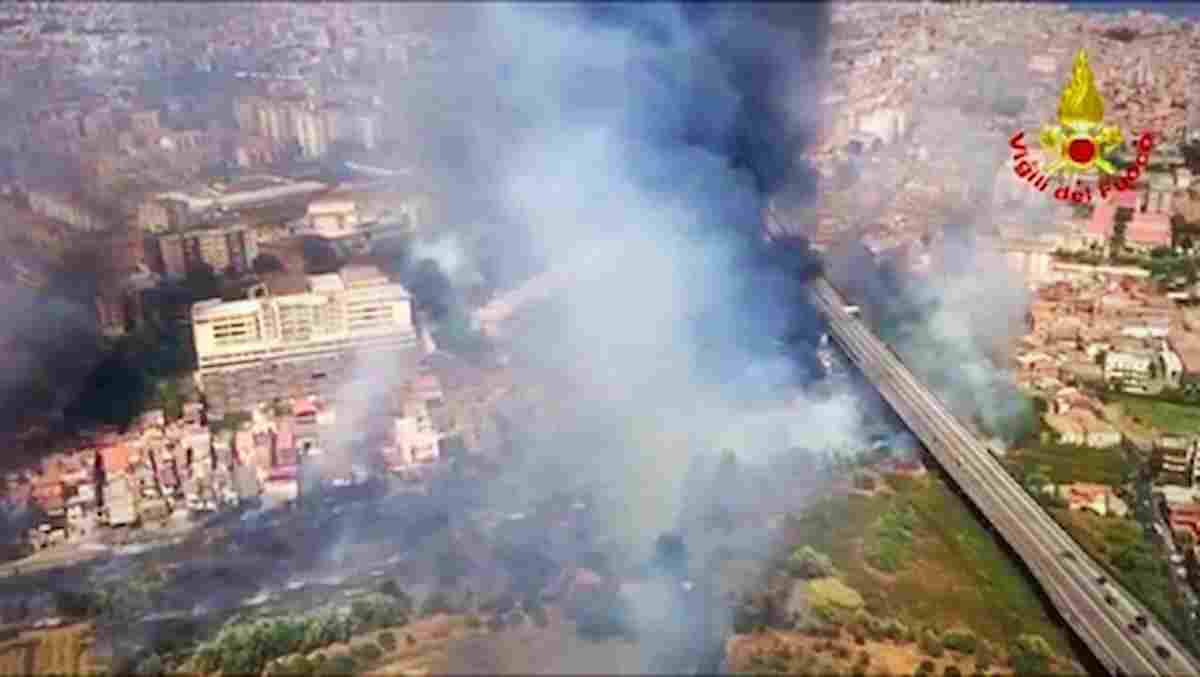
[{"xmin": 192, "ymin": 265, "xmax": 420, "ymax": 417}]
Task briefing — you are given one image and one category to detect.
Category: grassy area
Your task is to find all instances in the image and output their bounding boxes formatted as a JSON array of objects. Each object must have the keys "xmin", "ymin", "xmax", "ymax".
[
  {"xmin": 785, "ymin": 474, "xmax": 1080, "ymax": 659},
  {"xmin": 1106, "ymin": 393, "xmax": 1200, "ymax": 435},
  {"xmin": 1054, "ymin": 510, "xmax": 1183, "ymax": 636},
  {"xmin": 864, "ymin": 504, "xmax": 917, "ymax": 573},
  {"xmin": 1008, "ymin": 442, "xmax": 1131, "ymax": 486}
]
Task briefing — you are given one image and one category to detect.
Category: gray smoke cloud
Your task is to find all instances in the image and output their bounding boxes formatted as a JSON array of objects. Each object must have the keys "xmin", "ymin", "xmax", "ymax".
[
  {"xmin": 338, "ymin": 2, "xmax": 848, "ymax": 670},
  {"xmin": 823, "ymin": 30, "xmax": 1044, "ymax": 446},
  {"xmin": 384, "ymin": 1, "xmax": 841, "ymax": 541}
]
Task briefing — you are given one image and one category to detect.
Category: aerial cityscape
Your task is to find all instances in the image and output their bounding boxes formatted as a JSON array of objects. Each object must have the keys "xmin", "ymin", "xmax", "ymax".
[{"xmin": 6, "ymin": 2, "xmax": 1200, "ymax": 675}]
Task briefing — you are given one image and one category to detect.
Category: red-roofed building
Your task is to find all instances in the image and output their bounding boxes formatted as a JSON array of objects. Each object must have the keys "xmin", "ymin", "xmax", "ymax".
[
  {"xmin": 1168, "ymin": 503, "xmax": 1200, "ymax": 540},
  {"xmin": 1088, "ymin": 199, "xmax": 1116, "ymax": 241},
  {"xmin": 413, "ymin": 373, "xmax": 444, "ymax": 402},
  {"xmin": 1126, "ymin": 212, "xmax": 1171, "ymax": 249},
  {"xmin": 1088, "ymin": 196, "xmax": 1171, "ymax": 249},
  {"xmin": 31, "ymin": 480, "xmax": 64, "ymax": 513},
  {"xmin": 99, "ymin": 444, "xmax": 133, "ymax": 476},
  {"xmin": 1116, "ymin": 189, "xmax": 1139, "ymax": 209},
  {"xmin": 293, "ymin": 397, "xmax": 317, "ymax": 418},
  {"xmin": 268, "ymin": 465, "xmax": 298, "ymax": 482},
  {"xmin": 274, "ymin": 421, "xmax": 295, "ymax": 457},
  {"xmin": 235, "ymin": 430, "xmax": 255, "ymax": 464}
]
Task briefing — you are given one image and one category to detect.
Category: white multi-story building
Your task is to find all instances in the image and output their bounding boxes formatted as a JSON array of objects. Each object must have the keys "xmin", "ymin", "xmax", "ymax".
[
  {"xmin": 1103, "ymin": 350, "xmax": 1155, "ymax": 392},
  {"xmin": 192, "ymin": 264, "xmax": 420, "ymax": 417}
]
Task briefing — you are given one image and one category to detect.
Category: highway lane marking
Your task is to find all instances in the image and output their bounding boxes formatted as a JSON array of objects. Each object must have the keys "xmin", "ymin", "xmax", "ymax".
[
  {"xmin": 815, "ymin": 284, "xmax": 1169, "ymax": 674},
  {"xmin": 816, "ymin": 281, "xmax": 1193, "ymax": 675},
  {"xmin": 811, "ymin": 282, "xmax": 1164, "ymax": 676}
]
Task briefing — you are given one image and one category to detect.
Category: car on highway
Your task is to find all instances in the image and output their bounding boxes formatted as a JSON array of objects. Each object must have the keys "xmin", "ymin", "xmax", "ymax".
[
  {"xmin": 1104, "ymin": 594, "xmax": 1116, "ymax": 605},
  {"xmin": 1156, "ymin": 646, "xmax": 1171, "ymax": 660},
  {"xmin": 1136, "ymin": 614, "xmax": 1149, "ymax": 629},
  {"xmin": 1096, "ymin": 575, "xmax": 1107, "ymax": 585},
  {"xmin": 1129, "ymin": 623, "xmax": 1142, "ymax": 635}
]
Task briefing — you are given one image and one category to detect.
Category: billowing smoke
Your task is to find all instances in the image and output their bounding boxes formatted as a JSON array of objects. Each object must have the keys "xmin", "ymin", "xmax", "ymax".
[
  {"xmin": 379, "ymin": 2, "xmax": 838, "ymax": 537},
  {"xmin": 338, "ymin": 2, "xmax": 842, "ymax": 668},
  {"xmin": 823, "ymin": 21, "xmax": 1043, "ymax": 446}
]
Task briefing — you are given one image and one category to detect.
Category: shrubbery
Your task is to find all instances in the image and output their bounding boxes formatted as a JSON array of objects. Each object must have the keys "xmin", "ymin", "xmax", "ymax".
[
  {"xmin": 351, "ymin": 642, "xmax": 383, "ymax": 663},
  {"xmin": 187, "ymin": 593, "xmax": 410, "ymax": 675},
  {"xmin": 865, "ymin": 505, "xmax": 918, "ymax": 573},
  {"xmin": 941, "ymin": 629, "xmax": 977, "ymax": 655},
  {"xmin": 1011, "ymin": 634, "xmax": 1052, "ymax": 676},
  {"xmin": 787, "ymin": 546, "xmax": 836, "ymax": 579},
  {"xmin": 919, "ymin": 628, "xmax": 944, "ymax": 658}
]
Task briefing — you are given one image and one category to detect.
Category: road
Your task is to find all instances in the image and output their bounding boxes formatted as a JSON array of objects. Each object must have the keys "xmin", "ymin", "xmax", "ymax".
[{"xmin": 809, "ymin": 276, "xmax": 1200, "ymax": 677}]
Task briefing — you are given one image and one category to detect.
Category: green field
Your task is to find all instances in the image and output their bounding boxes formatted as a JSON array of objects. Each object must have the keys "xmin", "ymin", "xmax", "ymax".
[
  {"xmin": 783, "ymin": 474, "xmax": 1080, "ymax": 660},
  {"xmin": 1109, "ymin": 394, "xmax": 1200, "ymax": 435},
  {"xmin": 1008, "ymin": 442, "xmax": 1131, "ymax": 486}
]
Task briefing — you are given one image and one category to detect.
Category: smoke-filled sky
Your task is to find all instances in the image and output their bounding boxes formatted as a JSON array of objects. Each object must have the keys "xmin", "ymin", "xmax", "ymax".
[{"xmin": 365, "ymin": 2, "xmax": 848, "ymax": 553}]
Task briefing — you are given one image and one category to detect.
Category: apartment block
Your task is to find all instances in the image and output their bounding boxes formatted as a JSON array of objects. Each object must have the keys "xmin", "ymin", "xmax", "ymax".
[
  {"xmin": 1103, "ymin": 350, "xmax": 1155, "ymax": 392},
  {"xmin": 192, "ymin": 265, "xmax": 420, "ymax": 418},
  {"xmin": 156, "ymin": 221, "xmax": 259, "ymax": 278}
]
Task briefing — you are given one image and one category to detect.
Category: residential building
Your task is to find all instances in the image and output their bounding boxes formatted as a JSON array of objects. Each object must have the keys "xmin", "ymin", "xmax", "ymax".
[
  {"xmin": 103, "ymin": 476, "xmax": 137, "ymax": 527},
  {"xmin": 155, "ymin": 176, "xmax": 328, "ymax": 230},
  {"xmin": 24, "ymin": 188, "xmax": 112, "ymax": 232},
  {"xmin": 1057, "ymin": 483, "xmax": 1129, "ymax": 517},
  {"xmin": 1154, "ymin": 436, "xmax": 1195, "ymax": 485},
  {"xmin": 192, "ymin": 265, "xmax": 421, "ymax": 417},
  {"xmin": 305, "ymin": 195, "xmax": 360, "ymax": 238},
  {"xmin": 391, "ymin": 399, "xmax": 440, "ymax": 467},
  {"xmin": 1103, "ymin": 350, "xmax": 1155, "ymax": 392},
  {"xmin": 1162, "ymin": 344, "xmax": 1184, "ymax": 388},
  {"xmin": 155, "ymin": 220, "xmax": 259, "ymax": 278},
  {"xmin": 1042, "ymin": 409, "xmax": 1122, "ymax": 448}
]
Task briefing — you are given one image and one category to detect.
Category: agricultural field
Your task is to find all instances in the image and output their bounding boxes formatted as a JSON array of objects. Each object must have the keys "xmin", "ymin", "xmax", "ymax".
[
  {"xmin": 1108, "ymin": 393, "xmax": 1200, "ymax": 436},
  {"xmin": 1007, "ymin": 441, "xmax": 1132, "ymax": 486},
  {"xmin": 0, "ymin": 640, "xmax": 32, "ymax": 677},
  {"xmin": 0, "ymin": 624, "xmax": 102, "ymax": 676}
]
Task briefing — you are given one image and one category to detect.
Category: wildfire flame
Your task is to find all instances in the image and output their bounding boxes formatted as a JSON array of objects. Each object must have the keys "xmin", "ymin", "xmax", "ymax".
[{"xmin": 1057, "ymin": 49, "xmax": 1105, "ymax": 126}]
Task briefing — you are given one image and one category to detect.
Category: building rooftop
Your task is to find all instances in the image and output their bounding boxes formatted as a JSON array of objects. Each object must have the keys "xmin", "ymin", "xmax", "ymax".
[
  {"xmin": 308, "ymin": 273, "xmax": 344, "ymax": 294},
  {"xmin": 339, "ymin": 264, "xmax": 388, "ymax": 287},
  {"xmin": 261, "ymin": 272, "xmax": 310, "ymax": 296}
]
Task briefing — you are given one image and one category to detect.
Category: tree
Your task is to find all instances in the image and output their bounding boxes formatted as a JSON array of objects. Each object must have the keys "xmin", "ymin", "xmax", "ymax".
[
  {"xmin": 318, "ymin": 654, "xmax": 358, "ymax": 676},
  {"xmin": 1011, "ymin": 634, "xmax": 1052, "ymax": 676},
  {"xmin": 377, "ymin": 580, "xmax": 414, "ymax": 614},
  {"xmin": 253, "ymin": 253, "xmax": 285, "ymax": 275},
  {"xmin": 919, "ymin": 628, "xmax": 945, "ymax": 658},
  {"xmin": 1171, "ymin": 213, "xmax": 1187, "ymax": 249},
  {"xmin": 134, "ymin": 653, "xmax": 164, "ymax": 676},
  {"xmin": 421, "ymin": 591, "xmax": 451, "ymax": 617},
  {"xmin": 787, "ymin": 546, "xmax": 836, "ymax": 579},
  {"xmin": 183, "ymin": 262, "xmax": 221, "ymax": 301},
  {"xmin": 1111, "ymin": 207, "xmax": 1133, "ymax": 258}
]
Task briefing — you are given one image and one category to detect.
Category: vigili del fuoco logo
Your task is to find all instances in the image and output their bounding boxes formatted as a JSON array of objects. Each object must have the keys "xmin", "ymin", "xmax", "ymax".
[{"xmin": 1009, "ymin": 48, "xmax": 1155, "ymax": 205}]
